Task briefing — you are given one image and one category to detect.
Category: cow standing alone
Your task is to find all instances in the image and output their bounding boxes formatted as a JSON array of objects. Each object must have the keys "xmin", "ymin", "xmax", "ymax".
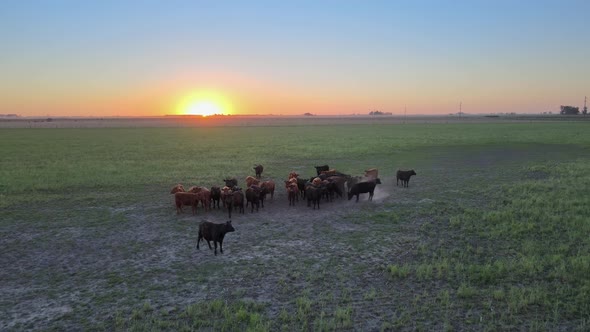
[
  {"xmin": 197, "ymin": 220, "xmax": 235, "ymax": 255},
  {"xmin": 396, "ymin": 170, "xmax": 417, "ymax": 187},
  {"xmin": 253, "ymin": 164, "xmax": 264, "ymax": 178}
]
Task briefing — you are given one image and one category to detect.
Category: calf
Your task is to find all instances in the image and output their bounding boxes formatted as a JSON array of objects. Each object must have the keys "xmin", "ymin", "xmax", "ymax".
[
  {"xmin": 253, "ymin": 164, "xmax": 264, "ymax": 178},
  {"xmin": 396, "ymin": 170, "xmax": 417, "ymax": 187},
  {"xmin": 348, "ymin": 178, "xmax": 381, "ymax": 202},
  {"xmin": 197, "ymin": 220, "xmax": 235, "ymax": 255},
  {"xmin": 174, "ymin": 192, "xmax": 199, "ymax": 214}
]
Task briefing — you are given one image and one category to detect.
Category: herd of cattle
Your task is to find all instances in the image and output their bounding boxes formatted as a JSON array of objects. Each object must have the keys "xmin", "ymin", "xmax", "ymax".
[{"xmin": 176, "ymin": 164, "xmax": 417, "ymax": 255}]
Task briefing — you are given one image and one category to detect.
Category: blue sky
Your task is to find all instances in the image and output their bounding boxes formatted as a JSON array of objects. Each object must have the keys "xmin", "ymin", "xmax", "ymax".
[{"xmin": 1, "ymin": 1, "xmax": 588, "ymax": 116}]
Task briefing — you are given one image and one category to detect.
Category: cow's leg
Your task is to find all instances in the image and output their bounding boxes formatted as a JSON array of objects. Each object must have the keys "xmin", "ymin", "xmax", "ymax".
[
  {"xmin": 219, "ymin": 240, "xmax": 224, "ymax": 254},
  {"xmin": 214, "ymin": 241, "xmax": 218, "ymax": 255}
]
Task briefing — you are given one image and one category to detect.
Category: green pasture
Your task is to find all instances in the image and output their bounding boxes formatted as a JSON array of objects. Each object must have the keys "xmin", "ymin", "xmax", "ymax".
[
  {"xmin": 1, "ymin": 123, "xmax": 589, "ymax": 207},
  {"xmin": 1, "ymin": 122, "xmax": 589, "ymax": 330}
]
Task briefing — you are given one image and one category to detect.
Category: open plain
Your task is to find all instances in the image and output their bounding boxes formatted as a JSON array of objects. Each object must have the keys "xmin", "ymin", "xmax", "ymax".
[{"xmin": 1, "ymin": 116, "xmax": 589, "ymax": 331}]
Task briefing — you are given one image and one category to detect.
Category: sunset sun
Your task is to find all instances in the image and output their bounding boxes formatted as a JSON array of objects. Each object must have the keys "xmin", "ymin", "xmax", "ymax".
[
  {"xmin": 186, "ymin": 101, "xmax": 222, "ymax": 116},
  {"xmin": 177, "ymin": 91, "xmax": 232, "ymax": 116}
]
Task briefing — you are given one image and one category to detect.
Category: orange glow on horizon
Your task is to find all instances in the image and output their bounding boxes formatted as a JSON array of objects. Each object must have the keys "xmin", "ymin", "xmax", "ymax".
[{"xmin": 176, "ymin": 90, "xmax": 233, "ymax": 116}]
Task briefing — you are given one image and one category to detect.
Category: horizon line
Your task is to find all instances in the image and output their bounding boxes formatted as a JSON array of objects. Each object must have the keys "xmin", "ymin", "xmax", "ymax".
[{"xmin": 0, "ymin": 112, "xmax": 561, "ymax": 119}]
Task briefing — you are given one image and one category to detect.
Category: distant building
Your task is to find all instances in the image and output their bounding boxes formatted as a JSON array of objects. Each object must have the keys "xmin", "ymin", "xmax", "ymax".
[
  {"xmin": 560, "ymin": 105, "xmax": 580, "ymax": 115},
  {"xmin": 369, "ymin": 111, "xmax": 392, "ymax": 115}
]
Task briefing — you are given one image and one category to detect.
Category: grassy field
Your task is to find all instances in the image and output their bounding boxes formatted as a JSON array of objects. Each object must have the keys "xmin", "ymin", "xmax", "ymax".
[{"xmin": 1, "ymin": 120, "xmax": 589, "ymax": 330}]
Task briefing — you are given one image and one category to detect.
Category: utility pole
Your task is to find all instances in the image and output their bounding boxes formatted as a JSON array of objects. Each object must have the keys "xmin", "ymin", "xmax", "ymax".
[{"xmin": 584, "ymin": 96, "xmax": 588, "ymax": 115}]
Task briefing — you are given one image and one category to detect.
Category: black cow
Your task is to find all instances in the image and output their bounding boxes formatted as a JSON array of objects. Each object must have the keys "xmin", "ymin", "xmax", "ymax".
[
  {"xmin": 324, "ymin": 179, "xmax": 342, "ymax": 200},
  {"xmin": 197, "ymin": 220, "xmax": 235, "ymax": 255},
  {"xmin": 326, "ymin": 176, "xmax": 346, "ymax": 198},
  {"xmin": 348, "ymin": 178, "xmax": 381, "ymax": 202},
  {"xmin": 314, "ymin": 165, "xmax": 330, "ymax": 176},
  {"xmin": 245, "ymin": 185, "xmax": 261, "ymax": 213},
  {"xmin": 223, "ymin": 178, "xmax": 238, "ymax": 188},
  {"xmin": 210, "ymin": 186, "xmax": 221, "ymax": 209},
  {"xmin": 396, "ymin": 170, "xmax": 417, "ymax": 187},
  {"xmin": 259, "ymin": 182, "xmax": 272, "ymax": 208},
  {"xmin": 253, "ymin": 164, "xmax": 264, "ymax": 178},
  {"xmin": 305, "ymin": 184, "xmax": 322, "ymax": 209},
  {"xmin": 232, "ymin": 189, "xmax": 245, "ymax": 215},
  {"xmin": 297, "ymin": 177, "xmax": 307, "ymax": 198}
]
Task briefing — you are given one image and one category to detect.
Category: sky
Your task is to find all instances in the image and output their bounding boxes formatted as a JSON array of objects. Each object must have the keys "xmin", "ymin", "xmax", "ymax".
[{"xmin": 1, "ymin": 0, "xmax": 589, "ymax": 116}]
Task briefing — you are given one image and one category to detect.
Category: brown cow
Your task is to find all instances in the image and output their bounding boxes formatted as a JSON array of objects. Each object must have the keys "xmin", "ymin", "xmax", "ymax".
[
  {"xmin": 245, "ymin": 176, "xmax": 260, "ymax": 188},
  {"xmin": 364, "ymin": 168, "xmax": 379, "ymax": 179},
  {"xmin": 170, "ymin": 184, "xmax": 185, "ymax": 194},
  {"xmin": 260, "ymin": 180, "xmax": 275, "ymax": 200},
  {"xmin": 287, "ymin": 183, "xmax": 299, "ymax": 206},
  {"xmin": 221, "ymin": 186, "xmax": 233, "ymax": 209},
  {"xmin": 188, "ymin": 186, "xmax": 211, "ymax": 211},
  {"xmin": 312, "ymin": 177, "xmax": 322, "ymax": 186},
  {"xmin": 174, "ymin": 192, "xmax": 199, "ymax": 215},
  {"xmin": 245, "ymin": 185, "xmax": 261, "ymax": 213}
]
